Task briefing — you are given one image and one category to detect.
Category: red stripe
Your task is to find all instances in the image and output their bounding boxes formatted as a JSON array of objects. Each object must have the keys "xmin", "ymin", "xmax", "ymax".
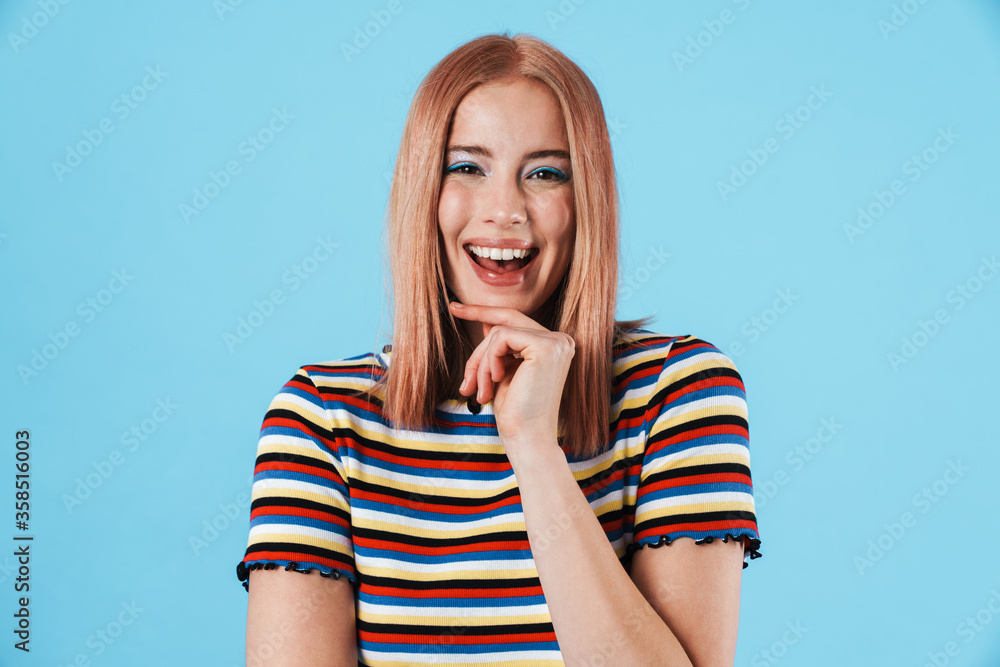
[
  {"xmin": 254, "ymin": 460, "xmax": 345, "ymax": 485},
  {"xmin": 346, "ymin": 447, "xmax": 511, "ymax": 472},
  {"xmin": 249, "ymin": 505, "xmax": 349, "ymax": 528},
  {"xmin": 639, "ymin": 471, "xmax": 751, "ymax": 496},
  {"xmin": 353, "ymin": 536, "xmax": 530, "ymax": 556},
  {"xmin": 362, "ymin": 583, "xmax": 543, "ymax": 599},
  {"xmin": 358, "ymin": 629, "xmax": 557, "ymax": 645},
  {"xmin": 352, "ymin": 490, "xmax": 521, "ymax": 515},
  {"xmin": 635, "ymin": 520, "xmax": 757, "ymax": 538},
  {"xmin": 645, "ymin": 422, "xmax": 748, "ymax": 459}
]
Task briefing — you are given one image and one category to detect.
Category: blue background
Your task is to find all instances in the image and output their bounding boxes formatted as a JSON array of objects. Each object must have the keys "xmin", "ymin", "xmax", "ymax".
[{"xmin": 2, "ymin": 1, "xmax": 999, "ymax": 665}]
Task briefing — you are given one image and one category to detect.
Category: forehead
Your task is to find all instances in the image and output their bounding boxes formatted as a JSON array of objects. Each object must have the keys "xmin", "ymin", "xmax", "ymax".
[{"xmin": 448, "ymin": 77, "xmax": 568, "ymax": 149}]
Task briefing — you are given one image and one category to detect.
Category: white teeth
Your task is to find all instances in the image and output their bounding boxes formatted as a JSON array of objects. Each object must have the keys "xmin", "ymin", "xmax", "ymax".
[{"xmin": 468, "ymin": 245, "xmax": 531, "ymax": 260}]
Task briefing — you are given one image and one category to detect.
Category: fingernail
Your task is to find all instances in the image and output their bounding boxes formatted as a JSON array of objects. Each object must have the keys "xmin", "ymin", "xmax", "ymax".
[
  {"xmin": 460, "ymin": 377, "xmax": 467, "ymax": 391},
  {"xmin": 451, "ymin": 302, "xmax": 463, "ymax": 308}
]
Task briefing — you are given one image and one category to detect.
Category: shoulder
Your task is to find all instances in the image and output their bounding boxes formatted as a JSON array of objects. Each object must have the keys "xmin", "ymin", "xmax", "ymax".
[
  {"xmin": 266, "ymin": 352, "xmax": 386, "ymax": 421},
  {"xmin": 614, "ymin": 327, "xmax": 738, "ymax": 376},
  {"xmin": 613, "ymin": 328, "xmax": 744, "ymax": 405},
  {"xmin": 297, "ymin": 351, "xmax": 387, "ymax": 396}
]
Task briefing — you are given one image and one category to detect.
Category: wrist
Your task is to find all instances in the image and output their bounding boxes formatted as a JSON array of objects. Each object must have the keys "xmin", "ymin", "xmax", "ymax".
[{"xmin": 501, "ymin": 431, "xmax": 563, "ymax": 464}]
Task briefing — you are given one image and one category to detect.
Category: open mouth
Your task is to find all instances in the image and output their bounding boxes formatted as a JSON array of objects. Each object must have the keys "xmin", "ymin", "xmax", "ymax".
[{"xmin": 464, "ymin": 244, "xmax": 538, "ymax": 275}]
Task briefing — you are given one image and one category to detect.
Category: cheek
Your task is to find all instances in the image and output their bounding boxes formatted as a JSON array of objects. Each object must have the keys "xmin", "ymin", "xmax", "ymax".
[
  {"xmin": 438, "ymin": 185, "xmax": 466, "ymax": 277},
  {"xmin": 533, "ymin": 191, "xmax": 575, "ymax": 250},
  {"xmin": 438, "ymin": 182, "xmax": 471, "ymax": 231}
]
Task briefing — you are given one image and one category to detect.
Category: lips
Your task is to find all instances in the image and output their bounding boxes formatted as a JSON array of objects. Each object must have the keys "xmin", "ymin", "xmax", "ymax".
[
  {"xmin": 463, "ymin": 243, "xmax": 538, "ymax": 287},
  {"xmin": 466, "ymin": 247, "xmax": 536, "ymax": 273}
]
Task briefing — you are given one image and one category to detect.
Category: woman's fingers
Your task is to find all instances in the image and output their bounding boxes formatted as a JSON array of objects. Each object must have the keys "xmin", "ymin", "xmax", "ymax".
[
  {"xmin": 476, "ymin": 328, "xmax": 527, "ymax": 404},
  {"xmin": 450, "ymin": 302, "xmax": 546, "ymax": 332},
  {"xmin": 476, "ymin": 328, "xmax": 496, "ymax": 403},
  {"xmin": 448, "ymin": 302, "xmax": 546, "ymax": 403}
]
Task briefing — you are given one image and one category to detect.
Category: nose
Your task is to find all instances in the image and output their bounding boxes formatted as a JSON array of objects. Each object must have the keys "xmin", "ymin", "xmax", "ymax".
[{"xmin": 481, "ymin": 173, "xmax": 527, "ymax": 228}]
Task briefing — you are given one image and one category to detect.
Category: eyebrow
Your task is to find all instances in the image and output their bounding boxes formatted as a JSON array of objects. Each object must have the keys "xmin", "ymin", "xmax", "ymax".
[{"xmin": 446, "ymin": 145, "xmax": 570, "ymax": 161}]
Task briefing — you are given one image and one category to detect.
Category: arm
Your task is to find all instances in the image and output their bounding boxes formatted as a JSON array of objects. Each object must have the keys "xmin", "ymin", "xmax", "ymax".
[
  {"xmin": 240, "ymin": 366, "xmax": 362, "ymax": 665},
  {"xmin": 504, "ymin": 334, "xmax": 757, "ymax": 664},
  {"xmin": 623, "ymin": 335, "xmax": 758, "ymax": 665},
  {"xmin": 246, "ymin": 569, "xmax": 358, "ymax": 666},
  {"xmin": 629, "ymin": 536, "xmax": 745, "ymax": 666},
  {"xmin": 447, "ymin": 307, "xmax": 760, "ymax": 664},
  {"xmin": 509, "ymin": 442, "xmax": 698, "ymax": 665},
  {"xmin": 509, "ymin": 441, "xmax": 746, "ymax": 667}
]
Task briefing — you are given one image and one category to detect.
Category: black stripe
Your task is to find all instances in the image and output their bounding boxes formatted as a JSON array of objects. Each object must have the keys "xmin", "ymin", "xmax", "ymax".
[
  {"xmin": 351, "ymin": 477, "xmax": 521, "ymax": 508},
  {"xmin": 352, "ymin": 526, "xmax": 528, "ymax": 550},
  {"xmin": 647, "ymin": 365, "xmax": 743, "ymax": 414},
  {"xmin": 357, "ymin": 573, "xmax": 540, "ymax": 591},
  {"xmin": 255, "ymin": 450, "xmax": 342, "ymax": 477},
  {"xmin": 574, "ymin": 452, "xmax": 643, "ymax": 490},
  {"xmin": 635, "ymin": 509, "xmax": 758, "ymax": 533},
  {"xmin": 250, "ymin": 496, "xmax": 351, "ymax": 523},
  {"xmin": 343, "ymin": 432, "xmax": 509, "ymax": 464},
  {"xmin": 356, "ymin": 619, "xmax": 554, "ymax": 637},
  {"xmin": 648, "ymin": 414, "xmax": 748, "ymax": 447},
  {"xmin": 245, "ymin": 541, "xmax": 354, "ymax": 567},
  {"xmin": 642, "ymin": 461, "xmax": 751, "ymax": 486}
]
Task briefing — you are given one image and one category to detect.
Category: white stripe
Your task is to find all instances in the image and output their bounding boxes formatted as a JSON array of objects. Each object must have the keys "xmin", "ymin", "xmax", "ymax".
[
  {"xmin": 359, "ymin": 555, "xmax": 535, "ymax": 575},
  {"xmin": 641, "ymin": 442, "xmax": 750, "ymax": 477},
  {"xmin": 251, "ymin": 476, "xmax": 348, "ymax": 500},
  {"xmin": 248, "ymin": 522, "xmax": 352, "ymax": 549},
  {"xmin": 359, "ymin": 648, "xmax": 563, "ymax": 664},
  {"xmin": 657, "ymin": 395, "xmax": 745, "ymax": 422},
  {"xmin": 614, "ymin": 338, "xmax": 671, "ymax": 370},
  {"xmin": 270, "ymin": 390, "xmax": 329, "ymax": 422},
  {"xmin": 354, "ymin": 466, "xmax": 517, "ymax": 493},
  {"xmin": 354, "ymin": 507, "xmax": 524, "ymax": 533},
  {"xmin": 640, "ymin": 491, "xmax": 754, "ymax": 513},
  {"xmin": 358, "ymin": 600, "xmax": 550, "ymax": 618}
]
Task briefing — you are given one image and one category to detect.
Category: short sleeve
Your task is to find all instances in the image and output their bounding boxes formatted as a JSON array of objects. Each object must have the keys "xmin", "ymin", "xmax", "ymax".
[
  {"xmin": 236, "ymin": 366, "xmax": 358, "ymax": 591},
  {"xmin": 629, "ymin": 337, "xmax": 762, "ymax": 569}
]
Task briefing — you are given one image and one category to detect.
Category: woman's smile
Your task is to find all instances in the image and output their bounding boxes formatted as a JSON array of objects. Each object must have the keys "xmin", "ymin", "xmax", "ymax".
[{"xmin": 463, "ymin": 239, "xmax": 539, "ymax": 286}]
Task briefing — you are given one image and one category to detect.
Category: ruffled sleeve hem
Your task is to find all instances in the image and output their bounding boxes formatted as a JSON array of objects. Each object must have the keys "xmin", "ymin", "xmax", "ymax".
[
  {"xmin": 236, "ymin": 560, "xmax": 360, "ymax": 592},
  {"xmin": 626, "ymin": 532, "xmax": 762, "ymax": 569}
]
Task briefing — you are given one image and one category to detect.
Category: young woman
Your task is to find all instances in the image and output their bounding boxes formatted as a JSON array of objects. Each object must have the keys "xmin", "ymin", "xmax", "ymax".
[{"xmin": 238, "ymin": 32, "xmax": 761, "ymax": 667}]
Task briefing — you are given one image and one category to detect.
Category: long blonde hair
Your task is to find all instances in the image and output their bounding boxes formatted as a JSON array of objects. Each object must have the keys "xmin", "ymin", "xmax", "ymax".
[{"xmin": 368, "ymin": 32, "xmax": 653, "ymax": 460}]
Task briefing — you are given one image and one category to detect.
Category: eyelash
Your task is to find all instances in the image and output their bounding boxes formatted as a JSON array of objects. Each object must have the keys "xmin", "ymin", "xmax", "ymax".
[{"xmin": 444, "ymin": 162, "xmax": 569, "ymax": 182}]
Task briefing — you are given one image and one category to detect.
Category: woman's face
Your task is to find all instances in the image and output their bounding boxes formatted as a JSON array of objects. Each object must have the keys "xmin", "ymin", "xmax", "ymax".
[{"xmin": 438, "ymin": 76, "xmax": 575, "ymax": 323}]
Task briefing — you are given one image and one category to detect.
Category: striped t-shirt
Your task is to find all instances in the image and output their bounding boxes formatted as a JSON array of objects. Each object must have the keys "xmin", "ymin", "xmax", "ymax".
[{"xmin": 237, "ymin": 329, "xmax": 761, "ymax": 665}]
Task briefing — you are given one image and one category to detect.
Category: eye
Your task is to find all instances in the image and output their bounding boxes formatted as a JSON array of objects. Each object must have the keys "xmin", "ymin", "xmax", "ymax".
[
  {"xmin": 528, "ymin": 167, "xmax": 569, "ymax": 182},
  {"xmin": 445, "ymin": 162, "xmax": 481, "ymax": 176}
]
